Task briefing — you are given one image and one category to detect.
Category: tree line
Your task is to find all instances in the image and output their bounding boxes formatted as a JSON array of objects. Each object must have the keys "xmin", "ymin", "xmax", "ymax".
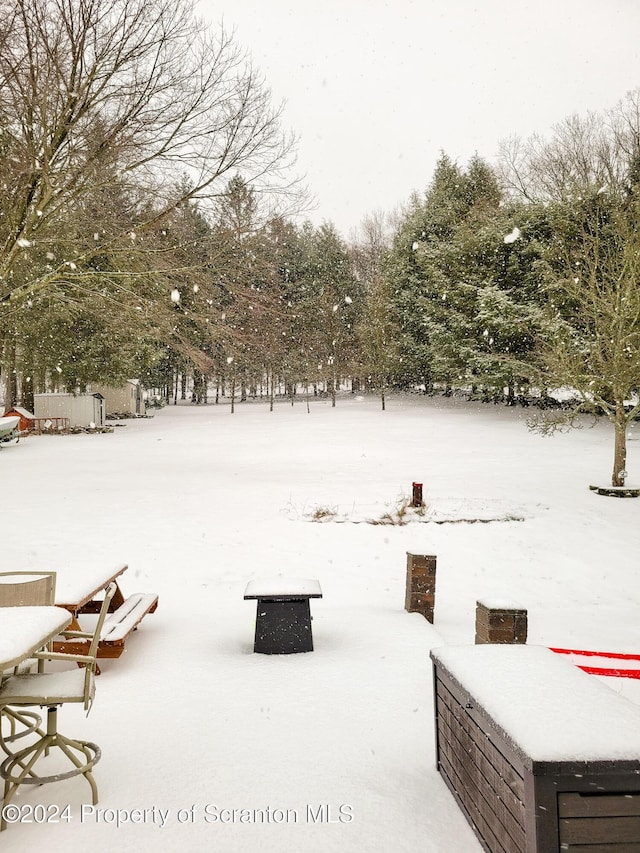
[
  {"xmin": 385, "ymin": 92, "xmax": 640, "ymax": 488},
  {"xmin": 1, "ymin": 0, "xmax": 639, "ymax": 487}
]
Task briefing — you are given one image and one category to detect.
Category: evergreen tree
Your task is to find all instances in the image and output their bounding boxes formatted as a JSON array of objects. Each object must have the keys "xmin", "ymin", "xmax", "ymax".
[
  {"xmin": 387, "ymin": 154, "xmax": 545, "ymax": 398},
  {"xmin": 295, "ymin": 223, "xmax": 360, "ymax": 405}
]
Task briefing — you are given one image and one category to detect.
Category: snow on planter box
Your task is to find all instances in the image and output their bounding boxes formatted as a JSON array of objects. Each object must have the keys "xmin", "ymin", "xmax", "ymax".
[{"xmin": 430, "ymin": 644, "xmax": 640, "ymax": 853}]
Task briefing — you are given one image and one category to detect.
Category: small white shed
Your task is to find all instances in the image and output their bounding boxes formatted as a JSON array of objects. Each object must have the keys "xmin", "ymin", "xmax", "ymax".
[
  {"xmin": 92, "ymin": 380, "xmax": 145, "ymax": 416},
  {"xmin": 33, "ymin": 393, "xmax": 105, "ymax": 428}
]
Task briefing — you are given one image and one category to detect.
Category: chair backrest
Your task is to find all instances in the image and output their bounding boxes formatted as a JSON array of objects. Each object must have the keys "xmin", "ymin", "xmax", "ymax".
[
  {"xmin": 82, "ymin": 582, "xmax": 117, "ymax": 710},
  {"xmin": 0, "ymin": 571, "xmax": 57, "ymax": 606}
]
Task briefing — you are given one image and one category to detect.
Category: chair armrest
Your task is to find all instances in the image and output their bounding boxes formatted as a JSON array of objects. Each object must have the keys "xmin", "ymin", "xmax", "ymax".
[
  {"xmin": 59, "ymin": 630, "xmax": 93, "ymax": 639},
  {"xmin": 33, "ymin": 651, "xmax": 95, "ymax": 664}
]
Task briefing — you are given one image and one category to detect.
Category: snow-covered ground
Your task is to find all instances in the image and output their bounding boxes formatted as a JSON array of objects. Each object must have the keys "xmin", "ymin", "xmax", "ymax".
[{"xmin": 1, "ymin": 393, "xmax": 639, "ymax": 851}]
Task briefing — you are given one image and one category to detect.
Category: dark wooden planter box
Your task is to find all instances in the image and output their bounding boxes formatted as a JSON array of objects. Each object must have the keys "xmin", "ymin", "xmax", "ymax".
[{"xmin": 430, "ymin": 646, "xmax": 640, "ymax": 852}]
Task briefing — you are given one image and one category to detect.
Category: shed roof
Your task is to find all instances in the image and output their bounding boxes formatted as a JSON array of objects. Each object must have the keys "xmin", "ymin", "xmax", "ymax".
[{"xmin": 4, "ymin": 406, "xmax": 35, "ymax": 419}]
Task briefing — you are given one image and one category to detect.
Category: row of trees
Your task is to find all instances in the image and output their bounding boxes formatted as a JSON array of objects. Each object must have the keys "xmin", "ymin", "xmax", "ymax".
[
  {"xmin": 0, "ymin": 0, "xmax": 301, "ymax": 401},
  {"xmin": 1, "ymin": 0, "xmax": 639, "ymax": 487},
  {"xmin": 385, "ymin": 92, "xmax": 640, "ymax": 487}
]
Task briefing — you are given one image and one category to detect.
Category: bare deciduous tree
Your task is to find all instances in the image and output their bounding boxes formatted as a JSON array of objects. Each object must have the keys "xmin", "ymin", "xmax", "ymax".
[
  {"xmin": 496, "ymin": 92, "xmax": 640, "ymax": 488},
  {"xmin": 0, "ymin": 0, "xmax": 299, "ymax": 306},
  {"xmin": 497, "ymin": 90, "xmax": 640, "ymax": 202},
  {"xmin": 531, "ymin": 195, "xmax": 640, "ymax": 488},
  {"xmin": 350, "ymin": 211, "xmax": 397, "ymax": 407}
]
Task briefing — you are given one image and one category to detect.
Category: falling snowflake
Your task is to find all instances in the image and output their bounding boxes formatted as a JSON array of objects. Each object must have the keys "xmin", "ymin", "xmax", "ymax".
[
  {"xmin": 170, "ymin": 289, "xmax": 181, "ymax": 303},
  {"xmin": 503, "ymin": 227, "xmax": 520, "ymax": 244},
  {"xmin": 345, "ymin": 295, "xmax": 353, "ymax": 304},
  {"xmin": 17, "ymin": 238, "xmax": 33, "ymax": 248}
]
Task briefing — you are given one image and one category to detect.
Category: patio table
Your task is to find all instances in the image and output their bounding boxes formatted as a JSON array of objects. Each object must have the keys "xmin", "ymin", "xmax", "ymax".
[
  {"xmin": 0, "ymin": 606, "xmax": 74, "ymax": 759},
  {"xmin": 55, "ymin": 563, "xmax": 128, "ymax": 617},
  {"xmin": 0, "ymin": 606, "xmax": 72, "ymax": 672}
]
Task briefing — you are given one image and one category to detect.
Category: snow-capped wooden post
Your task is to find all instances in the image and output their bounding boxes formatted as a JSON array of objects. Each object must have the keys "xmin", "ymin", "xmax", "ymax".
[
  {"xmin": 411, "ymin": 482, "xmax": 423, "ymax": 507},
  {"xmin": 405, "ymin": 553, "xmax": 436, "ymax": 623},
  {"xmin": 475, "ymin": 599, "xmax": 527, "ymax": 644}
]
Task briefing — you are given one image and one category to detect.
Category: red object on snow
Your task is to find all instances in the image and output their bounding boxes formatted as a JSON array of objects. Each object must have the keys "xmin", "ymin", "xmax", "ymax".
[{"xmin": 550, "ymin": 647, "xmax": 640, "ymax": 679}]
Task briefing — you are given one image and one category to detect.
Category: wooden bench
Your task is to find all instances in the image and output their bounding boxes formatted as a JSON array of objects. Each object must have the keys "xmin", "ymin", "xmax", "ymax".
[
  {"xmin": 97, "ymin": 593, "xmax": 159, "ymax": 658},
  {"xmin": 56, "ymin": 591, "xmax": 158, "ymax": 660},
  {"xmin": 431, "ymin": 645, "xmax": 640, "ymax": 852}
]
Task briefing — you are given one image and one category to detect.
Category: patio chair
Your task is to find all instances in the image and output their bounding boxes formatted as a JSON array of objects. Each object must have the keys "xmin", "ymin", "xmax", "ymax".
[
  {"xmin": 0, "ymin": 582, "xmax": 116, "ymax": 830},
  {"xmin": 0, "ymin": 570, "xmax": 57, "ymax": 607},
  {"xmin": 0, "ymin": 571, "xmax": 57, "ymax": 748}
]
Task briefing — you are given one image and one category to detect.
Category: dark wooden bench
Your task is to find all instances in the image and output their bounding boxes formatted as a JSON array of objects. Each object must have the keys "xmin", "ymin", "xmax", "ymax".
[{"xmin": 431, "ymin": 645, "xmax": 640, "ymax": 852}]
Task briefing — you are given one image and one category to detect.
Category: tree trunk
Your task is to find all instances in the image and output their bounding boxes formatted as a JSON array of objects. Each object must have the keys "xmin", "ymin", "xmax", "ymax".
[
  {"xmin": 612, "ymin": 403, "xmax": 628, "ymax": 487},
  {"xmin": 286, "ymin": 381, "xmax": 295, "ymax": 405},
  {"xmin": 192, "ymin": 369, "xmax": 202, "ymax": 404},
  {"xmin": 23, "ymin": 374, "xmax": 34, "ymax": 412},
  {"xmin": 5, "ymin": 334, "xmax": 17, "ymax": 407}
]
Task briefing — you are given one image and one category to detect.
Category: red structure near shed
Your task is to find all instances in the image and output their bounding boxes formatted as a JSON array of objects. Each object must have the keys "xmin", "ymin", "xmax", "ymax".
[{"xmin": 2, "ymin": 406, "xmax": 35, "ymax": 432}]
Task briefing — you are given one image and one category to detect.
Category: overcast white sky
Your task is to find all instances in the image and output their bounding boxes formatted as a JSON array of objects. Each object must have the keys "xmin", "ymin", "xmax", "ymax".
[{"xmin": 200, "ymin": 0, "xmax": 640, "ymax": 237}]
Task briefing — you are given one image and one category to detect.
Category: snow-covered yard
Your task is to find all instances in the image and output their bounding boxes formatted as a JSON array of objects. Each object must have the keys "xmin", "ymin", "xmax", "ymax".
[{"xmin": 1, "ymin": 393, "xmax": 639, "ymax": 851}]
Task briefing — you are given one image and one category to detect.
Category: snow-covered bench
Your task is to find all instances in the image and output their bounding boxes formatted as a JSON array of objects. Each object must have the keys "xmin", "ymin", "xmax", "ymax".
[
  {"xmin": 431, "ymin": 645, "xmax": 640, "ymax": 853},
  {"xmin": 97, "ymin": 593, "xmax": 158, "ymax": 658}
]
